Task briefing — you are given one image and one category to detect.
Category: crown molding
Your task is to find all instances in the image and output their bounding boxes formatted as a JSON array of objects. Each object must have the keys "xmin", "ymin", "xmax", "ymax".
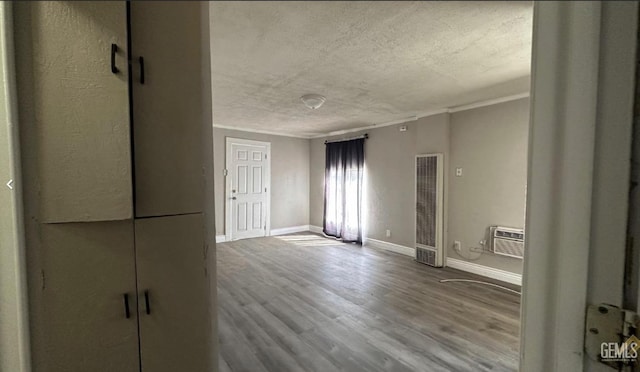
[
  {"xmin": 214, "ymin": 91, "xmax": 531, "ymax": 140},
  {"xmin": 447, "ymin": 92, "xmax": 530, "ymax": 113},
  {"xmin": 308, "ymin": 108, "xmax": 449, "ymax": 139},
  {"xmin": 212, "ymin": 124, "xmax": 313, "ymax": 139}
]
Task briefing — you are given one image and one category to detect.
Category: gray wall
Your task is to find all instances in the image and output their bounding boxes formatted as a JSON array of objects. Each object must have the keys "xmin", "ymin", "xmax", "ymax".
[
  {"xmin": 213, "ymin": 128, "xmax": 310, "ymax": 235},
  {"xmin": 310, "ymin": 100, "xmax": 529, "ymax": 275},
  {"xmin": 310, "ymin": 113, "xmax": 450, "ymax": 249},
  {"xmin": 448, "ymin": 98, "xmax": 529, "ymax": 274}
]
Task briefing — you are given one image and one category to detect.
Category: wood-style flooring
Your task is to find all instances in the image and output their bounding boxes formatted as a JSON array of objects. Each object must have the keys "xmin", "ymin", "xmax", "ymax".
[{"xmin": 217, "ymin": 233, "xmax": 520, "ymax": 372}]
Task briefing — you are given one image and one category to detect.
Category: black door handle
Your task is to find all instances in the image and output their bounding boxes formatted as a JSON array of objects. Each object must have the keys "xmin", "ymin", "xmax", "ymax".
[
  {"xmin": 111, "ymin": 44, "xmax": 119, "ymax": 74},
  {"xmin": 139, "ymin": 56, "xmax": 145, "ymax": 84},
  {"xmin": 144, "ymin": 290, "xmax": 151, "ymax": 315},
  {"xmin": 123, "ymin": 293, "xmax": 130, "ymax": 319}
]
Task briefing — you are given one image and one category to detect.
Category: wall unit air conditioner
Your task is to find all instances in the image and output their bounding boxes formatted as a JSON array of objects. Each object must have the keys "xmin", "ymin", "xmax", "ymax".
[
  {"xmin": 415, "ymin": 154, "xmax": 444, "ymax": 267},
  {"xmin": 491, "ymin": 226, "xmax": 525, "ymax": 259}
]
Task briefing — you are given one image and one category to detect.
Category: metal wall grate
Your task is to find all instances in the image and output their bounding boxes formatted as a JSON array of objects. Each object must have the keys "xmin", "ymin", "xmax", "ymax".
[
  {"xmin": 416, "ymin": 247, "xmax": 436, "ymax": 266},
  {"xmin": 416, "ymin": 156, "xmax": 437, "ymax": 248}
]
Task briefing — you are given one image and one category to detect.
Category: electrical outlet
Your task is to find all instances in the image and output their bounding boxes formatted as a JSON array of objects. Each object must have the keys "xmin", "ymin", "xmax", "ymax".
[
  {"xmin": 386, "ymin": 229, "xmax": 391, "ymax": 238},
  {"xmin": 454, "ymin": 241, "xmax": 461, "ymax": 251},
  {"xmin": 456, "ymin": 168, "xmax": 463, "ymax": 177}
]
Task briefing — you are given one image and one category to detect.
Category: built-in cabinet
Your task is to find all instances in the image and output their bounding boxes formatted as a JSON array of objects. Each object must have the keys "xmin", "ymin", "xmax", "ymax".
[
  {"xmin": 135, "ymin": 214, "xmax": 209, "ymax": 372},
  {"xmin": 39, "ymin": 221, "xmax": 139, "ymax": 372},
  {"xmin": 15, "ymin": 2, "xmax": 210, "ymax": 371},
  {"xmin": 30, "ymin": 1, "xmax": 133, "ymax": 223},
  {"xmin": 131, "ymin": 2, "xmax": 204, "ymax": 217}
]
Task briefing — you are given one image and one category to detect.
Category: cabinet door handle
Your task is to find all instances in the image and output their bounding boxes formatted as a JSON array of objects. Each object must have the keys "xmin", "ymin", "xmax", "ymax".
[
  {"xmin": 111, "ymin": 44, "xmax": 119, "ymax": 74},
  {"xmin": 123, "ymin": 293, "xmax": 130, "ymax": 319},
  {"xmin": 144, "ymin": 290, "xmax": 151, "ymax": 315},
  {"xmin": 139, "ymin": 56, "xmax": 145, "ymax": 84}
]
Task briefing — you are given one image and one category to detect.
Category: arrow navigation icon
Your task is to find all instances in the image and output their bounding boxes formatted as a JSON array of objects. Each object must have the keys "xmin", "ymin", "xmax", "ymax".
[{"xmin": 6, "ymin": 179, "xmax": 13, "ymax": 190}]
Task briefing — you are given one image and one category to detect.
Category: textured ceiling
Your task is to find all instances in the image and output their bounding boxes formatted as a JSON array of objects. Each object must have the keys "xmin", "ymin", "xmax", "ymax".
[{"xmin": 210, "ymin": 1, "xmax": 533, "ymax": 137}]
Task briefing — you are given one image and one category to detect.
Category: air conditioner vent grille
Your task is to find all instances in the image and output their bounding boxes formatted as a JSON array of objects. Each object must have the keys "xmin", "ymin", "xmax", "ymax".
[{"xmin": 491, "ymin": 226, "xmax": 525, "ymax": 259}]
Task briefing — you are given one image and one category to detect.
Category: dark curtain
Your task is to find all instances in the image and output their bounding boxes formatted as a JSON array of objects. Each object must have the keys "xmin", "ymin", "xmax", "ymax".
[{"xmin": 323, "ymin": 138, "xmax": 365, "ymax": 243}]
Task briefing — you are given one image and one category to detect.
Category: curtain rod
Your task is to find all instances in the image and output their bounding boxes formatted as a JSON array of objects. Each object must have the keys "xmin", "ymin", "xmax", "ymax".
[{"xmin": 324, "ymin": 133, "xmax": 369, "ymax": 144}]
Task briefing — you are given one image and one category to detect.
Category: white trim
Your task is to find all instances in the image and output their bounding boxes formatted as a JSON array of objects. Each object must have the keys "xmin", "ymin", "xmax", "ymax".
[
  {"xmin": 445, "ymin": 258, "xmax": 522, "ymax": 286},
  {"xmin": 269, "ymin": 225, "xmax": 310, "ymax": 236},
  {"xmin": 213, "ymin": 124, "xmax": 313, "ymax": 139},
  {"xmin": 313, "ymin": 93, "xmax": 530, "ymax": 139},
  {"xmin": 224, "ymin": 137, "xmax": 271, "ymax": 242},
  {"xmin": 309, "ymin": 225, "xmax": 323, "ymax": 234},
  {"xmin": 215, "ymin": 235, "xmax": 226, "ymax": 243},
  {"xmin": 309, "ymin": 109, "xmax": 449, "ymax": 139},
  {"xmin": 364, "ymin": 238, "xmax": 415, "ymax": 257},
  {"xmin": 520, "ymin": 2, "xmax": 610, "ymax": 371},
  {"xmin": 1, "ymin": 3, "xmax": 30, "ymax": 371},
  {"xmin": 214, "ymin": 92, "xmax": 530, "ymax": 140},
  {"xmin": 447, "ymin": 92, "xmax": 530, "ymax": 113}
]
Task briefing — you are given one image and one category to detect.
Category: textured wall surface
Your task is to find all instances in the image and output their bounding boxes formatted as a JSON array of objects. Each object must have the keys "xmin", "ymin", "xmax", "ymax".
[
  {"xmin": 210, "ymin": 2, "xmax": 532, "ymax": 137},
  {"xmin": 448, "ymin": 98, "xmax": 529, "ymax": 274},
  {"xmin": 213, "ymin": 127, "xmax": 310, "ymax": 235},
  {"xmin": 310, "ymin": 114, "xmax": 450, "ymax": 249}
]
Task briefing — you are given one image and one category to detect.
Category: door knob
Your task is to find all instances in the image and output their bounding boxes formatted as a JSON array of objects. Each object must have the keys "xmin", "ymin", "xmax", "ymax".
[{"xmin": 231, "ymin": 197, "xmax": 236, "ymax": 200}]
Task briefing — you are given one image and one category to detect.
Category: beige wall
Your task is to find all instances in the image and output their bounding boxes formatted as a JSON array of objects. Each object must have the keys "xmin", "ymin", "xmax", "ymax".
[
  {"xmin": 448, "ymin": 98, "xmax": 529, "ymax": 274},
  {"xmin": 213, "ymin": 128, "xmax": 310, "ymax": 235},
  {"xmin": 310, "ymin": 113, "xmax": 450, "ymax": 249}
]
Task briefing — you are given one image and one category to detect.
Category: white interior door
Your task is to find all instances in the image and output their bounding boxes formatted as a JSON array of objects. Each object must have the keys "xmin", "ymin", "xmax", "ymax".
[{"xmin": 226, "ymin": 138, "xmax": 270, "ymax": 241}]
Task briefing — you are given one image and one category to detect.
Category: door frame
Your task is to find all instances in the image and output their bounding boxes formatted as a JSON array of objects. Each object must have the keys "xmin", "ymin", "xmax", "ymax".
[
  {"xmin": 224, "ymin": 137, "xmax": 271, "ymax": 242},
  {"xmin": 0, "ymin": 3, "xmax": 31, "ymax": 371},
  {"xmin": 520, "ymin": 2, "xmax": 638, "ymax": 370}
]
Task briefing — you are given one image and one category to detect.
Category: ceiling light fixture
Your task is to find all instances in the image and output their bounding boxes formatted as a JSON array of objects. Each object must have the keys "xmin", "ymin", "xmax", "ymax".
[{"xmin": 300, "ymin": 94, "xmax": 326, "ymax": 110}]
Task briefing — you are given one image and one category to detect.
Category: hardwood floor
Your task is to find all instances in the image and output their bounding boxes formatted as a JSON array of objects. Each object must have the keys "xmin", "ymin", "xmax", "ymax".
[{"xmin": 217, "ymin": 233, "xmax": 520, "ymax": 372}]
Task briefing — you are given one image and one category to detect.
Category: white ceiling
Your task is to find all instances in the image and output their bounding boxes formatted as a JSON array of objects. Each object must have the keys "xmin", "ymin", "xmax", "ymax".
[{"xmin": 210, "ymin": 1, "xmax": 533, "ymax": 138}]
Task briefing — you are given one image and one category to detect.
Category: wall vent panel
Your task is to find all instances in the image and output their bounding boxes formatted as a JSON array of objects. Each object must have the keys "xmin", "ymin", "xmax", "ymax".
[{"xmin": 415, "ymin": 154, "xmax": 444, "ymax": 267}]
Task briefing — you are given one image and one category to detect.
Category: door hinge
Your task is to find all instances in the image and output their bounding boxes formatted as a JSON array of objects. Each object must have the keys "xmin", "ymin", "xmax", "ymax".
[
  {"xmin": 585, "ymin": 303, "xmax": 640, "ymax": 368},
  {"xmin": 223, "ymin": 169, "xmax": 228, "ymax": 176}
]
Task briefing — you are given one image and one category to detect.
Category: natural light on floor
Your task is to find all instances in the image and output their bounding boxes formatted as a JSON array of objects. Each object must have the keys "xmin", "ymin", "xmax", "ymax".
[{"xmin": 275, "ymin": 234, "xmax": 346, "ymax": 247}]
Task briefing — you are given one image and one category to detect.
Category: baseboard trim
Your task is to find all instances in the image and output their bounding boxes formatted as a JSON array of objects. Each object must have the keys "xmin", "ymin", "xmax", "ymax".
[
  {"xmin": 215, "ymin": 235, "xmax": 226, "ymax": 243},
  {"xmin": 309, "ymin": 225, "xmax": 323, "ymax": 234},
  {"xmin": 445, "ymin": 257, "xmax": 522, "ymax": 286},
  {"xmin": 364, "ymin": 238, "xmax": 415, "ymax": 257},
  {"xmin": 270, "ymin": 225, "xmax": 310, "ymax": 236}
]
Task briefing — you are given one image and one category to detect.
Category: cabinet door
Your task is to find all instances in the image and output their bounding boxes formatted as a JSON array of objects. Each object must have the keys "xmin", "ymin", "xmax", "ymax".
[
  {"xmin": 135, "ymin": 214, "xmax": 211, "ymax": 372},
  {"xmin": 38, "ymin": 221, "xmax": 139, "ymax": 372},
  {"xmin": 130, "ymin": 2, "xmax": 204, "ymax": 217},
  {"xmin": 25, "ymin": 1, "xmax": 132, "ymax": 223}
]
